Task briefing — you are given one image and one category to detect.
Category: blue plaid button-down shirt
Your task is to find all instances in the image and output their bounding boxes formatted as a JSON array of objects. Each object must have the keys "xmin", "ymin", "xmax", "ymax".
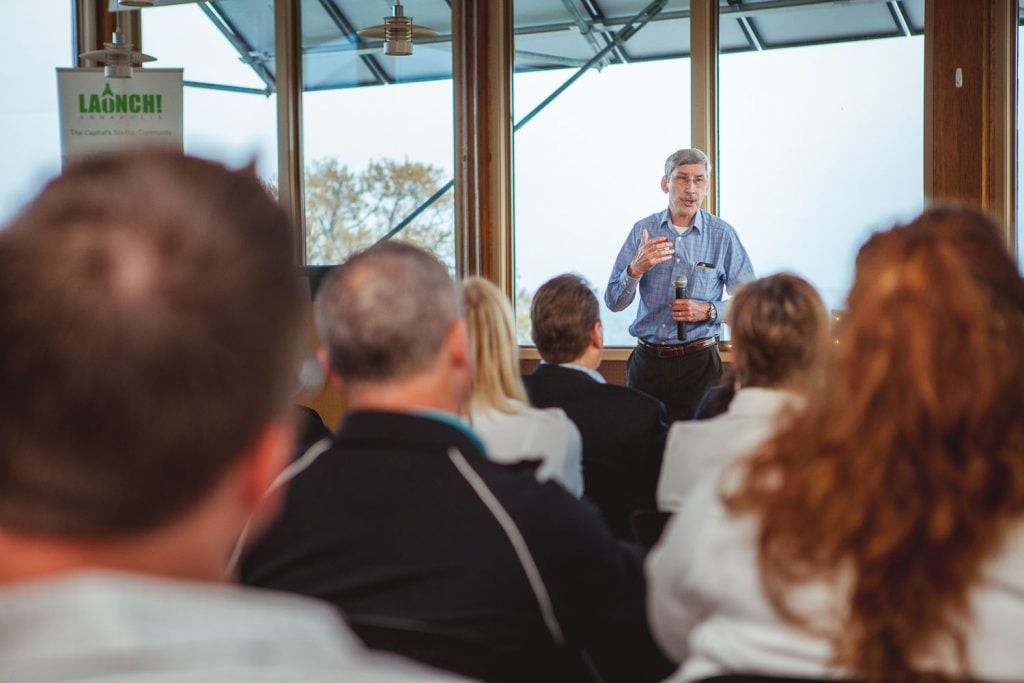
[{"xmin": 605, "ymin": 208, "xmax": 755, "ymax": 345}]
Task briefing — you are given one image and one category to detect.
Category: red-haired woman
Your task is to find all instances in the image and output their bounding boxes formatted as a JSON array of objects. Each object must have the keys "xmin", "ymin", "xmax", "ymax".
[{"xmin": 647, "ymin": 206, "xmax": 1024, "ymax": 682}]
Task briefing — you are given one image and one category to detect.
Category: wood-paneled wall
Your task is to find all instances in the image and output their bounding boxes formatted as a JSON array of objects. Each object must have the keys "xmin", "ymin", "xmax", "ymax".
[{"xmin": 925, "ymin": 0, "xmax": 1015, "ymax": 242}]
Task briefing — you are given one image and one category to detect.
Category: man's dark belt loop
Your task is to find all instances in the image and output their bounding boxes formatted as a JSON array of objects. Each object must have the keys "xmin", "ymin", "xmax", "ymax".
[{"xmin": 638, "ymin": 336, "xmax": 719, "ymax": 359}]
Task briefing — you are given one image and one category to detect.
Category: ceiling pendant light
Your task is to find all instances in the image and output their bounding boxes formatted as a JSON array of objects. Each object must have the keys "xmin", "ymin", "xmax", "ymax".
[
  {"xmin": 357, "ymin": 0, "xmax": 439, "ymax": 57},
  {"xmin": 79, "ymin": 8, "xmax": 156, "ymax": 79}
]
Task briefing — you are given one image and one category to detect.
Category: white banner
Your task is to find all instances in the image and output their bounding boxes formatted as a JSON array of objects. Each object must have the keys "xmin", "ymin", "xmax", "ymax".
[{"xmin": 56, "ymin": 68, "xmax": 183, "ymax": 168}]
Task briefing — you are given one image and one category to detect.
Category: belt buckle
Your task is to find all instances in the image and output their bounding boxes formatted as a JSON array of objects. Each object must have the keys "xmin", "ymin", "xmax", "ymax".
[{"xmin": 641, "ymin": 340, "xmax": 683, "ymax": 358}]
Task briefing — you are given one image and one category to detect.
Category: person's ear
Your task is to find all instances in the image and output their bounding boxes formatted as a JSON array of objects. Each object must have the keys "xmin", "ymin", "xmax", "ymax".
[
  {"xmin": 447, "ymin": 318, "xmax": 471, "ymax": 372},
  {"xmin": 317, "ymin": 345, "xmax": 345, "ymax": 393},
  {"xmin": 218, "ymin": 416, "xmax": 294, "ymax": 580},
  {"xmin": 237, "ymin": 416, "xmax": 294, "ymax": 524},
  {"xmin": 661, "ymin": 175, "xmax": 669, "ymax": 194},
  {"xmin": 445, "ymin": 318, "xmax": 474, "ymax": 406},
  {"xmin": 591, "ymin": 320, "xmax": 604, "ymax": 352}
]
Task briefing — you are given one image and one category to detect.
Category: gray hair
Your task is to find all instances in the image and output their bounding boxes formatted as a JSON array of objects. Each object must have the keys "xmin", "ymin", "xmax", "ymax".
[
  {"xmin": 664, "ymin": 148, "xmax": 711, "ymax": 177},
  {"xmin": 316, "ymin": 240, "xmax": 459, "ymax": 384}
]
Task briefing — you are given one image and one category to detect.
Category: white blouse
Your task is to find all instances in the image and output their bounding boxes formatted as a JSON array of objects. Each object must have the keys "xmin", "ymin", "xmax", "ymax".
[
  {"xmin": 657, "ymin": 387, "xmax": 803, "ymax": 512},
  {"xmin": 648, "ymin": 456, "xmax": 1024, "ymax": 682},
  {"xmin": 468, "ymin": 400, "xmax": 583, "ymax": 497}
]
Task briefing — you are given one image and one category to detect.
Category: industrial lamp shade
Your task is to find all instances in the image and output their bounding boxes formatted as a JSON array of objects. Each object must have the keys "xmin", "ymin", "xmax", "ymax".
[
  {"xmin": 357, "ymin": 1, "xmax": 439, "ymax": 57},
  {"xmin": 78, "ymin": 29, "xmax": 156, "ymax": 78}
]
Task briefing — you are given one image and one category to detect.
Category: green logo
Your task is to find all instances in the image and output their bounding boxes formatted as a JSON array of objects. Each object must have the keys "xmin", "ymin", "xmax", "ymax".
[{"xmin": 78, "ymin": 81, "xmax": 163, "ymax": 114}]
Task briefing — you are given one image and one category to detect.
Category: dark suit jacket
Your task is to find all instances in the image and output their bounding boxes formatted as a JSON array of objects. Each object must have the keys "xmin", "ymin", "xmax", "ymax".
[
  {"xmin": 240, "ymin": 410, "xmax": 669, "ymax": 682},
  {"xmin": 523, "ymin": 364, "xmax": 669, "ymax": 540}
]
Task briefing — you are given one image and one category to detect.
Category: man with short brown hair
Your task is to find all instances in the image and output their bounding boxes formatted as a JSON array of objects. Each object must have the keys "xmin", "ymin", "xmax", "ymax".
[
  {"xmin": 526, "ymin": 274, "xmax": 668, "ymax": 540},
  {"xmin": 529, "ymin": 273, "xmax": 601, "ymax": 364}
]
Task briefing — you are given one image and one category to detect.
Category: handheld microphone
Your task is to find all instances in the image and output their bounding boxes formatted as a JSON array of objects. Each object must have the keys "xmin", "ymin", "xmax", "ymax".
[{"xmin": 674, "ymin": 275, "xmax": 687, "ymax": 341}]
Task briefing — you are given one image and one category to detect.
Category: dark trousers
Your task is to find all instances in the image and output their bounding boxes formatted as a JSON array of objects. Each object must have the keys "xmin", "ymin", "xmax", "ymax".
[{"xmin": 626, "ymin": 343, "xmax": 722, "ymax": 423}]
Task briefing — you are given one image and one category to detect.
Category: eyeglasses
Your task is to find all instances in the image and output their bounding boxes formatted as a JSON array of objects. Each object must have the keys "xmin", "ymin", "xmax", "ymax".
[{"xmin": 670, "ymin": 174, "xmax": 707, "ymax": 188}]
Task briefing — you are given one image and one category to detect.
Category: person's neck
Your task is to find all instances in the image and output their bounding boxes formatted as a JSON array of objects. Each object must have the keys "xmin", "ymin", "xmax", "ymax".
[
  {"xmin": 0, "ymin": 542, "xmax": 221, "ymax": 587},
  {"xmin": 346, "ymin": 372, "xmax": 464, "ymax": 416},
  {"xmin": 745, "ymin": 374, "xmax": 814, "ymax": 398},
  {"xmin": 0, "ymin": 509, "xmax": 235, "ymax": 585},
  {"xmin": 671, "ymin": 208, "xmax": 697, "ymax": 228},
  {"xmin": 568, "ymin": 346, "xmax": 602, "ymax": 371}
]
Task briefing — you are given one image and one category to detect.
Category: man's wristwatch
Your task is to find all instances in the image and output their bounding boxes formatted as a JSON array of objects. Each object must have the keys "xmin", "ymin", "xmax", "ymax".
[{"xmin": 706, "ymin": 303, "xmax": 717, "ymax": 322}]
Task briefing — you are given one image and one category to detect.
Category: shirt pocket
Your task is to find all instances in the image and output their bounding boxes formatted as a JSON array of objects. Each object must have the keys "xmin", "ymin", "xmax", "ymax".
[{"xmin": 690, "ymin": 266, "xmax": 721, "ymax": 300}]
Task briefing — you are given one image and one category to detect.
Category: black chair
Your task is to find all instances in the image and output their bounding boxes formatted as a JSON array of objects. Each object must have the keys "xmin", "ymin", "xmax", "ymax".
[
  {"xmin": 698, "ymin": 675, "xmax": 985, "ymax": 683},
  {"xmin": 293, "ymin": 404, "xmax": 331, "ymax": 452},
  {"xmin": 629, "ymin": 509, "xmax": 673, "ymax": 548},
  {"xmin": 698, "ymin": 676, "xmax": 843, "ymax": 683},
  {"xmin": 345, "ymin": 613, "xmax": 604, "ymax": 683}
]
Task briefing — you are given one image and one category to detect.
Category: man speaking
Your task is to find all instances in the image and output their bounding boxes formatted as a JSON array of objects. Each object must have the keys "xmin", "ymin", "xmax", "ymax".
[{"xmin": 605, "ymin": 148, "xmax": 755, "ymax": 422}]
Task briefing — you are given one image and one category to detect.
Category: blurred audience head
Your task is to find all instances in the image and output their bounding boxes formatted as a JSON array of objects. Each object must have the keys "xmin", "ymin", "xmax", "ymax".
[
  {"xmin": 315, "ymin": 240, "xmax": 469, "ymax": 407},
  {"xmin": 530, "ymin": 274, "xmax": 602, "ymax": 365},
  {"xmin": 461, "ymin": 276, "xmax": 528, "ymax": 414},
  {"xmin": 727, "ymin": 273, "xmax": 830, "ymax": 392},
  {"xmin": 0, "ymin": 150, "xmax": 303, "ymax": 550}
]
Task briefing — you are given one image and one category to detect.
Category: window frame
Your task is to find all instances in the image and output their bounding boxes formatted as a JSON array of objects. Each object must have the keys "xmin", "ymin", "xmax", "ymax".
[{"xmin": 73, "ymin": 0, "xmax": 1019, "ymax": 334}]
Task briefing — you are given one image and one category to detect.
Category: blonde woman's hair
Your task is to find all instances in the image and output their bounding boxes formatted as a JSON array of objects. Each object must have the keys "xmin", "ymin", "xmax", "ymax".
[{"xmin": 461, "ymin": 276, "xmax": 529, "ymax": 414}]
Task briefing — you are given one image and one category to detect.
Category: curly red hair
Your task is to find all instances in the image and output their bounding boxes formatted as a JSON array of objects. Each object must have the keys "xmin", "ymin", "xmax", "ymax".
[{"xmin": 728, "ymin": 206, "xmax": 1024, "ymax": 680}]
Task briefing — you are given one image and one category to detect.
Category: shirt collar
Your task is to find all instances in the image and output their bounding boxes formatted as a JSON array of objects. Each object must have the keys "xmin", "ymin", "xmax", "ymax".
[
  {"xmin": 692, "ymin": 209, "xmax": 705, "ymax": 234},
  {"xmin": 540, "ymin": 360, "xmax": 606, "ymax": 384},
  {"xmin": 411, "ymin": 408, "xmax": 488, "ymax": 454},
  {"xmin": 660, "ymin": 207, "xmax": 704, "ymax": 235}
]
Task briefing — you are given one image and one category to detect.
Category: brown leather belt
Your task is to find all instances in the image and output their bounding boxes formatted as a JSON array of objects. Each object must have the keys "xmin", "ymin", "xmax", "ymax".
[{"xmin": 638, "ymin": 336, "xmax": 718, "ymax": 358}]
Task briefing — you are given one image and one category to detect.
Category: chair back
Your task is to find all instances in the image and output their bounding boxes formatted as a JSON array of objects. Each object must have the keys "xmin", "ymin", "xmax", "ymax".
[
  {"xmin": 698, "ymin": 677, "xmax": 843, "ymax": 683},
  {"xmin": 630, "ymin": 509, "xmax": 673, "ymax": 548},
  {"xmin": 346, "ymin": 613, "xmax": 604, "ymax": 683},
  {"xmin": 697, "ymin": 675, "xmax": 987, "ymax": 683}
]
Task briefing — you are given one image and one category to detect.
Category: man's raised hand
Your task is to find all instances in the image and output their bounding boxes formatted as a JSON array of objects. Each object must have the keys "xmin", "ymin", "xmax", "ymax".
[{"xmin": 627, "ymin": 228, "xmax": 674, "ymax": 278}]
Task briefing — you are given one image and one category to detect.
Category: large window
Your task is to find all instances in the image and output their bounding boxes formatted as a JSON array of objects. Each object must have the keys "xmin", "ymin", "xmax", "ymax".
[
  {"xmin": 513, "ymin": 1, "xmax": 691, "ymax": 345},
  {"xmin": 300, "ymin": 3, "xmax": 454, "ymax": 267},
  {"xmin": 142, "ymin": 4, "xmax": 277, "ymax": 183},
  {"xmin": 718, "ymin": 3, "xmax": 925, "ymax": 312},
  {"xmin": 0, "ymin": 0, "xmax": 72, "ymax": 225}
]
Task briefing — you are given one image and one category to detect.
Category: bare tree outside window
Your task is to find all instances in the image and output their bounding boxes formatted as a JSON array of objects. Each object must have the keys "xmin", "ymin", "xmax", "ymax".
[
  {"xmin": 301, "ymin": 157, "xmax": 455, "ymax": 268},
  {"xmin": 280, "ymin": 156, "xmax": 540, "ymax": 343}
]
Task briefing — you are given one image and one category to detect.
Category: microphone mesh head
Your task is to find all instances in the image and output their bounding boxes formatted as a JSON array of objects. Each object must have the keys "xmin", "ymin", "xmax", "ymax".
[{"xmin": 674, "ymin": 275, "xmax": 687, "ymax": 288}]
